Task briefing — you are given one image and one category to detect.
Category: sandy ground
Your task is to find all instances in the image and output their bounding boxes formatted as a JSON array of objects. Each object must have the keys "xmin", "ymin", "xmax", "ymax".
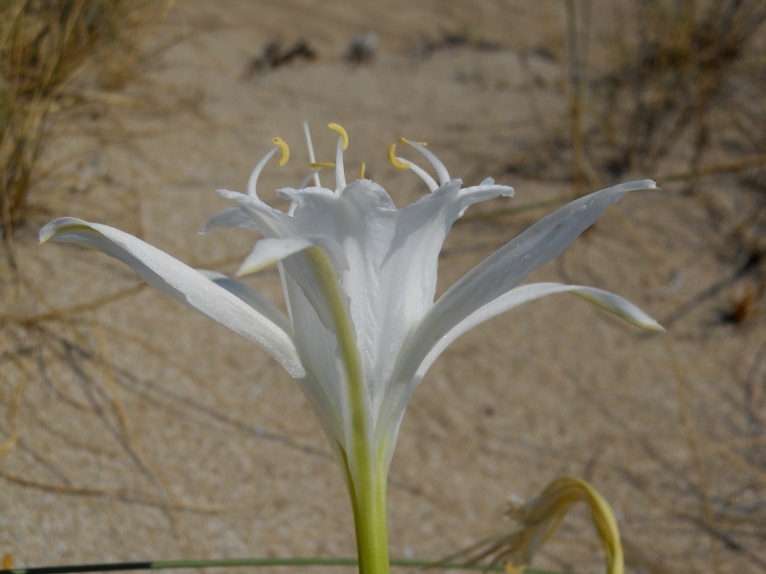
[{"xmin": 1, "ymin": 2, "xmax": 765, "ymax": 573}]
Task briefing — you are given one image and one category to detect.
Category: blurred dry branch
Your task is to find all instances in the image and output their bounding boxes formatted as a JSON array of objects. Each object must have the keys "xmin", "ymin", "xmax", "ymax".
[
  {"xmin": 601, "ymin": 0, "xmax": 766, "ymax": 180},
  {"xmin": 503, "ymin": 0, "xmax": 766, "ymax": 192}
]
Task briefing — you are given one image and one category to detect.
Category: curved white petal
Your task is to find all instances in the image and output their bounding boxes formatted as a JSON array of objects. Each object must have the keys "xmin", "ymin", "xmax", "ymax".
[
  {"xmin": 406, "ymin": 180, "xmax": 657, "ymax": 384},
  {"xmin": 197, "ymin": 270, "xmax": 292, "ymax": 334},
  {"xmin": 236, "ymin": 235, "xmax": 351, "ymax": 338},
  {"xmin": 277, "ymin": 185, "xmax": 336, "ymax": 206},
  {"xmin": 40, "ymin": 217, "xmax": 304, "ymax": 378},
  {"xmin": 418, "ymin": 282, "xmax": 663, "ymax": 380},
  {"xmin": 375, "ymin": 281, "xmax": 662, "ymax": 472},
  {"xmin": 236, "ymin": 237, "xmax": 319, "ymax": 276},
  {"xmin": 375, "ymin": 179, "xmax": 514, "ymax": 362},
  {"xmin": 570, "ymin": 286, "xmax": 664, "ymax": 331},
  {"xmin": 283, "ymin": 276, "xmax": 347, "ymax": 447},
  {"xmin": 375, "ymin": 181, "xmax": 659, "ymax": 462},
  {"xmin": 199, "ymin": 206, "xmax": 261, "ymax": 234},
  {"xmin": 216, "ymin": 189, "xmax": 294, "ymax": 238},
  {"xmin": 237, "ymin": 235, "xmax": 349, "ymax": 282}
]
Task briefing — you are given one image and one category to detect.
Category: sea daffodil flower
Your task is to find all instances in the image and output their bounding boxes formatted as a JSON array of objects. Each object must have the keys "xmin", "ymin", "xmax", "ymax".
[{"xmin": 41, "ymin": 123, "xmax": 662, "ymax": 574}]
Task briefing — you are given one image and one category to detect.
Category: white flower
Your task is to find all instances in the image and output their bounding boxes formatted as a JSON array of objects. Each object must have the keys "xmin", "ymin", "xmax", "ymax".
[{"xmin": 41, "ymin": 123, "xmax": 661, "ymax": 573}]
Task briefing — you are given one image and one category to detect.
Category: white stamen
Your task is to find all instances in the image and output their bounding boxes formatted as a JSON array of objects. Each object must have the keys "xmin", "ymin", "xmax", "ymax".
[
  {"xmin": 247, "ymin": 146, "xmax": 280, "ymax": 198},
  {"xmin": 397, "ymin": 156, "xmax": 439, "ymax": 192},
  {"xmin": 303, "ymin": 121, "xmax": 321, "ymax": 188},
  {"xmin": 405, "ymin": 140, "xmax": 451, "ymax": 186},
  {"xmin": 298, "ymin": 169, "xmax": 322, "ymax": 189},
  {"xmin": 334, "ymin": 137, "xmax": 346, "ymax": 192}
]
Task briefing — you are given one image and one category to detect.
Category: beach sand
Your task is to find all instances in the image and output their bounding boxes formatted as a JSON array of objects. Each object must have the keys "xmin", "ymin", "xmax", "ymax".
[{"xmin": 1, "ymin": 2, "xmax": 764, "ymax": 573}]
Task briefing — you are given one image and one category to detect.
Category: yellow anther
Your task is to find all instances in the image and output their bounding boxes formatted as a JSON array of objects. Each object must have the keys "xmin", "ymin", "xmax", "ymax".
[
  {"xmin": 271, "ymin": 137, "xmax": 290, "ymax": 166},
  {"xmin": 387, "ymin": 143, "xmax": 410, "ymax": 170},
  {"xmin": 311, "ymin": 162, "xmax": 335, "ymax": 169},
  {"xmin": 399, "ymin": 137, "xmax": 427, "ymax": 146},
  {"xmin": 359, "ymin": 162, "xmax": 366, "ymax": 179},
  {"xmin": 327, "ymin": 123, "xmax": 349, "ymax": 150}
]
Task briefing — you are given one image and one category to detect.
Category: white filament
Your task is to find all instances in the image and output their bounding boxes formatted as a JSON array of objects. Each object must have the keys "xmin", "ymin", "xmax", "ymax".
[
  {"xmin": 247, "ymin": 146, "xmax": 280, "ymax": 198},
  {"xmin": 302, "ymin": 121, "xmax": 321, "ymax": 188}
]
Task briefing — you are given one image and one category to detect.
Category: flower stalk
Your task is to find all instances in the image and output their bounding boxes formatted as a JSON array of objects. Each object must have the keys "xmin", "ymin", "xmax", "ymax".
[
  {"xmin": 307, "ymin": 246, "xmax": 390, "ymax": 574},
  {"xmin": 344, "ymin": 453, "xmax": 389, "ymax": 574}
]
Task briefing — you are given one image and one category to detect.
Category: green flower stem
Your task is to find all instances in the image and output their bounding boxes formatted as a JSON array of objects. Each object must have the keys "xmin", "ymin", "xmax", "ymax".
[
  {"xmin": 307, "ymin": 248, "xmax": 389, "ymax": 574},
  {"xmin": 345, "ymin": 457, "xmax": 389, "ymax": 574}
]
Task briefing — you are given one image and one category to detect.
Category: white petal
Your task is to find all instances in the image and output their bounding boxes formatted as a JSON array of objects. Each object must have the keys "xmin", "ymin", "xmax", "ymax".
[
  {"xmin": 410, "ymin": 180, "xmax": 657, "ymax": 378},
  {"xmin": 237, "ymin": 237, "xmax": 318, "ymax": 276},
  {"xmin": 216, "ymin": 189, "xmax": 294, "ymax": 237},
  {"xmin": 40, "ymin": 218, "xmax": 304, "ymax": 378},
  {"xmin": 418, "ymin": 282, "xmax": 663, "ymax": 380},
  {"xmin": 276, "ymin": 185, "xmax": 337, "ymax": 207},
  {"xmin": 282, "ymin": 276, "xmax": 347, "ymax": 447},
  {"xmin": 384, "ymin": 179, "xmax": 514, "ymax": 333},
  {"xmin": 375, "ymin": 282, "xmax": 661, "ymax": 471},
  {"xmin": 236, "ymin": 235, "xmax": 350, "ymax": 338},
  {"xmin": 328, "ymin": 178, "xmax": 512, "ymax": 447},
  {"xmin": 237, "ymin": 235, "xmax": 349, "ymax": 277},
  {"xmin": 379, "ymin": 181, "xmax": 659, "ymax": 451},
  {"xmin": 569, "ymin": 286, "xmax": 664, "ymax": 331},
  {"xmin": 197, "ymin": 270, "xmax": 292, "ymax": 334},
  {"xmin": 199, "ymin": 206, "xmax": 261, "ymax": 234}
]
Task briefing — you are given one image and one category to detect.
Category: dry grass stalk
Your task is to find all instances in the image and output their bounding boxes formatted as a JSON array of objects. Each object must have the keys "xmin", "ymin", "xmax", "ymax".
[
  {"xmin": 604, "ymin": 0, "xmax": 766, "ymax": 178},
  {"xmin": 0, "ymin": 0, "xmax": 170, "ymax": 239},
  {"xmin": 437, "ymin": 476, "xmax": 623, "ymax": 574},
  {"xmin": 563, "ymin": 0, "xmax": 602, "ymax": 194}
]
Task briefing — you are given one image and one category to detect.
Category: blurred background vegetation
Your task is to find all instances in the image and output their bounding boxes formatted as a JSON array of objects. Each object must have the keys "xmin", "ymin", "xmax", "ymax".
[{"xmin": 0, "ymin": 0, "xmax": 170, "ymax": 241}]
